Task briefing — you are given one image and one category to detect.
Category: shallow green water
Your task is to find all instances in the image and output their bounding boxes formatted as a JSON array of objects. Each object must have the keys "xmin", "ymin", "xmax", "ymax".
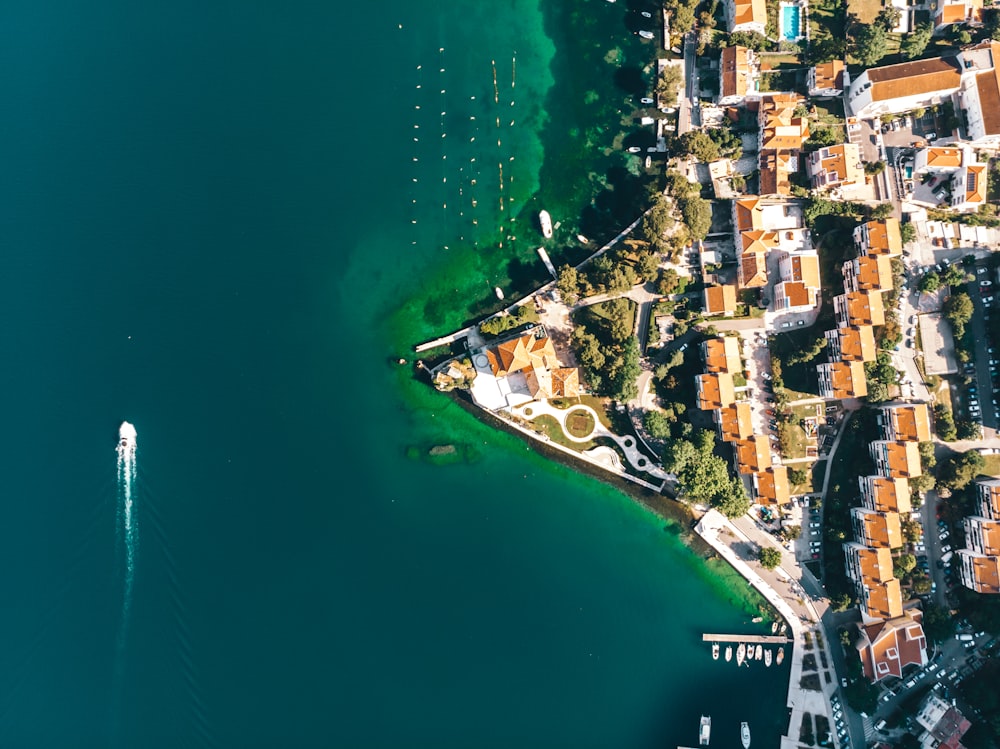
[{"xmin": 0, "ymin": 1, "xmax": 790, "ymax": 746}]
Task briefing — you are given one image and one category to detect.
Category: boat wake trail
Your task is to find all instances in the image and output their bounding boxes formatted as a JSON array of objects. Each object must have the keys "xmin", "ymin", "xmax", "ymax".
[{"xmin": 116, "ymin": 421, "xmax": 138, "ymax": 643}]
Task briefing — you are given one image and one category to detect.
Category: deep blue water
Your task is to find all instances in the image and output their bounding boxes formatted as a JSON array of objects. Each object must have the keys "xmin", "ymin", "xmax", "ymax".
[{"xmin": 0, "ymin": 2, "xmax": 790, "ymax": 746}]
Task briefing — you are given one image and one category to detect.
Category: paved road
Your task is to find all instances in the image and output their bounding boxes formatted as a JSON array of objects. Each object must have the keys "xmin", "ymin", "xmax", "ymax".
[
  {"xmin": 965, "ymin": 264, "xmax": 997, "ymax": 431},
  {"xmin": 921, "ymin": 490, "xmax": 950, "ymax": 608}
]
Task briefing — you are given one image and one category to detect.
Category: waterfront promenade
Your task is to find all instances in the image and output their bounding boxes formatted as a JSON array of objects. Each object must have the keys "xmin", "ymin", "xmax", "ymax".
[{"xmin": 696, "ymin": 510, "xmax": 841, "ymax": 749}]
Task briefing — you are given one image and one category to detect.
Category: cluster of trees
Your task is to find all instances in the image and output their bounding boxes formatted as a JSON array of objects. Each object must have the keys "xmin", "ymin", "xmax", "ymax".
[
  {"xmin": 479, "ymin": 304, "xmax": 538, "ymax": 337},
  {"xmin": 656, "ymin": 64, "xmax": 684, "ymax": 107},
  {"xmin": 918, "ymin": 263, "xmax": 970, "ymax": 294},
  {"xmin": 757, "ymin": 546, "xmax": 782, "ymax": 570},
  {"xmin": 937, "ymin": 449, "xmax": 985, "ymax": 493},
  {"xmin": 786, "ymin": 335, "xmax": 827, "ymax": 366},
  {"xmin": 900, "ymin": 22, "xmax": 933, "ymax": 60},
  {"xmin": 643, "ymin": 400, "xmax": 689, "ymax": 440},
  {"xmin": 665, "ymin": 0, "xmax": 701, "ymax": 37},
  {"xmin": 675, "ymin": 129, "xmax": 742, "ymax": 164},
  {"xmin": 656, "ymin": 267, "xmax": 689, "ymax": 296},
  {"xmin": 864, "ymin": 352, "xmax": 899, "ymax": 404},
  {"xmin": 852, "ymin": 7, "xmax": 902, "ymax": 67},
  {"xmin": 802, "ymin": 196, "xmax": 866, "ymax": 228},
  {"xmin": 662, "ymin": 429, "xmax": 752, "ymax": 517},
  {"xmin": 555, "ymin": 247, "xmax": 660, "ymax": 304},
  {"xmin": 572, "ymin": 299, "xmax": 641, "ymax": 402},
  {"xmin": 935, "ymin": 403, "xmax": 957, "ymax": 441},
  {"xmin": 944, "ymin": 291, "xmax": 974, "ymax": 339},
  {"xmin": 643, "ymin": 172, "xmax": 712, "ymax": 257}
]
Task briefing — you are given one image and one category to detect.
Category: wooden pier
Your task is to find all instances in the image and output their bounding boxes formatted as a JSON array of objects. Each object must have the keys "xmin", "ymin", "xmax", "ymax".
[{"xmin": 702, "ymin": 633, "xmax": 791, "ymax": 644}]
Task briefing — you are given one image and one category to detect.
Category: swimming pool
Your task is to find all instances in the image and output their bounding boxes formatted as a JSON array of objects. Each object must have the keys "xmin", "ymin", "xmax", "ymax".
[{"xmin": 780, "ymin": 3, "xmax": 802, "ymax": 41}]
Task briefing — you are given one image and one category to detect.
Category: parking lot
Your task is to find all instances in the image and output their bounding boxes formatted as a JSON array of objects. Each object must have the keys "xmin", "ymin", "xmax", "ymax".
[
  {"xmin": 963, "ymin": 258, "xmax": 999, "ymax": 432},
  {"xmin": 742, "ymin": 331, "xmax": 780, "ymax": 462}
]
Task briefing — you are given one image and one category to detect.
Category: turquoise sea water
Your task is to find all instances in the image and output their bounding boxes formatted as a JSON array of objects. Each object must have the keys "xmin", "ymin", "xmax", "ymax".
[{"xmin": 0, "ymin": 1, "xmax": 791, "ymax": 746}]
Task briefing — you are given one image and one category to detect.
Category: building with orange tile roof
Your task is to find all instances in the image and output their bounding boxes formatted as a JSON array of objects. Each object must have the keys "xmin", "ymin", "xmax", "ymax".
[
  {"xmin": 977, "ymin": 479, "xmax": 1000, "ymax": 519},
  {"xmin": 958, "ymin": 550, "xmax": 1000, "ymax": 593},
  {"xmin": 915, "ymin": 146, "xmax": 964, "ymax": 171},
  {"xmin": 719, "ymin": 46, "xmax": 758, "ymax": 106},
  {"xmin": 702, "ymin": 336, "xmax": 742, "ymax": 374},
  {"xmin": 817, "ymin": 360, "xmax": 869, "ymax": 399},
  {"xmin": 955, "ymin": 162, "xmax": 988, "ymax": 212},
  {"xmin": 958, "ymin": 42, "xmax": 1000, "ymax": 147},
  {"xmin": 696, "ymin": 372, "xmax": 736, "ymax": 410},
  {"xmin": 844, "ymin": 543, "xmax": 895, "ymax": 586},
  {"xmin": 859, "ymin": 475, "xmax": 913, "ymax": 514},
  {"xmin": 878, "ymin": 402, "xmax": 932, "ymax": 442},
  {"xmin": 847, "ymin": 56, "xmax": 963, "ymax": 118},
  {"xmin": 834, "ymin": 290, "xmax": 886, "ymax": 328},
  {"xmin": 854, "ymin": 218, "xmax": 903, "ymax": 258},
  {"xmin": 753, "ymin": 465, "xmax": 790, "ymax": 506},
  {"xmin": 758, "ymin": 94, "xmax": 809, "ymax": 197},
  {"xmin": 843, "ymin": 255, "xmax": 894, "ymax": 293},
  {"xmin": 732, "ymin": 196, "xmax": 764, "ymax": 232},
  {"xmin": 861, "ymin": 578, "xmax": 905, "ymax": 622},
  {"xmin": 825, "ymin": 325, "xmax": 877, "ymax": 362},
  {"xmin": 738, "ymin": 247, "xmax": 769, "ymax": 289},
  {"xmin": 852, "ymin": 508, "xmax": 904, "ymax": 548},
  {"xmin": 478, "ymin": 330, "xmax": 581, "ymax": 405},
  {"xmin": 774, "ymin": 281, "xmax": 817, "ymax": 312},
  {"xmin": 964, "ymin": 516, "xmax": 1000, "ymax": 556},
  {"xmin": 780, "ymin": 250, "xmax": 821, "ymax": 287},
  {"xmin": 715, "ymin": 401, "xmax": 754, "ymax": 443},
  {"xmin": 725, "ymin": 0, "xmax": 766, "ymax": 33},
  {"xmin": 806, "ymin": 143, "xmax": 865, "ymax": 193},
  {"xmin": 808, "ymin": 60, "xmax": 846, "ymax": 97},
  {"xmin": 935, "ymin": 0, "xmax": 983, "ymax": 30},
  {"xmin": 856, "ymin": 610, "xmax": 928, "ymax": 681},
  {"xmin": 704, "ymin": 284, "xmax": 739, "ymax": 316},
  {"xmin": 734, "ymin": 435, "xmax": 771, "ymax": 474},
  {"xmin": 871, "ymin": 440, "xmax": 923, "ymax": 479}
]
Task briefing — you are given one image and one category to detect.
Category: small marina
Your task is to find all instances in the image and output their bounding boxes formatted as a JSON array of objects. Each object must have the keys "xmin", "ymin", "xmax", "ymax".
[{"xmin": 706, "ymin": 633, "xmax": 786, "ymax": 668}]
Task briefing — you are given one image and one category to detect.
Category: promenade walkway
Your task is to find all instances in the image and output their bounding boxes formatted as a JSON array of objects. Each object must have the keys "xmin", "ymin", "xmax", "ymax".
[
  {"xmin": 510, "ymin": 400, "xmax": 670, "ymax": 483},
  {"xmin": 696, "ymin": 510, "xmax": 842, "ymax": 749}
]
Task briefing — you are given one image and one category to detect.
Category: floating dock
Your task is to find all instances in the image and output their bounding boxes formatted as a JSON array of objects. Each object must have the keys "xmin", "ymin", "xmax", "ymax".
[{"xmin": 702, "ymin": 633, "xmax": 791, "ymax": 644}]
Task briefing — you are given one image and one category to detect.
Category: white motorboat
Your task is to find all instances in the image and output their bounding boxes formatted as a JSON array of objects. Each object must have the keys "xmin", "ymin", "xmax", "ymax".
[
  {"xmin": 700, "ymin": 716, "xmax": 711, "ymax": 746},
  {"xmin": 741, "ymin": 722, "xmax": 751, "ymax": 748},
  {"xmin": 725, "ymin": 646, "xmax": 733, "ymax": 662},
  {"xmin": 538, "ymin": 210, "xmax": 553, "ymax": 239},
  {"xmin": 712, "ymin": 643, "xmax": 719, "ymax": 660},
  {"xmin": 118, "ymin": 421, "xmax": 137, "ymax": 452}
]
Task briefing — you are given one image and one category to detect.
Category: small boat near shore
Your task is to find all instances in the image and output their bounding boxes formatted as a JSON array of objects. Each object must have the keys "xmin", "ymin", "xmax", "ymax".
[
  {"xmin": 494, "ymin": 287, "xmax": 505, "ymax": 300},
  {"xmin": 712, "ymin": 643, "xmax": 719, "ymax": 660},
  {"xmin": 764, "ymin": 648, "xmax": 772, "ymax": 667},
  {"xmin": 699, "ymin": 715, "xmax": 711, "ymax": 746},
  {"xmin": 725, "ymin": 645, "xmax": 732, "ymax": 662},
  {"xmin": 741, "ymin": 721, "xmax": 751, "ymax": 749},
  {"xmin": 777, "ymin": 647, "xmax": 785, "ymax": 665},
  {"xmin": 771, "ymin": 621, "xmax": 779, "ymax": 634},
  {"xmin": 538, "ymin": 210, "xmax": 553, "ymax": 239},
  {"xmin": 736, "ymin": 643, "xmax": 745, "ymax": 666},
  {"xmin": 755, "ymin": 644, "xmax": 762, "ymax": 661},
  {"xmin": 638, "ymin": 29, "xmax": 654, "ymax": 39}
]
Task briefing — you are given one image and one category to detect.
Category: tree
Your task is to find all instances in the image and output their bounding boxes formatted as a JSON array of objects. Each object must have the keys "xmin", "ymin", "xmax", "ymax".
[
  {"xmin": 919, "ymin": 441, "xmax": 937, "ymax": 470},
  {"xmin": 942, "ymin": 264, "xmax": 971, "ymax": 288},
  {"xmin": 636, "ymin": 251, "xmax": 659, "ymax": 280},
  {"xmin": 875, "ymin": 6, "xmax": 902, "ymax": 30},
  {"xmin": 918, "ymin": 271, "xmax": 941, "ymax": 294},
  {"xmin": 831, "ymin": 592, "xmax": 852, "ymax": 612},
  {"xmin": 656, "ymin": 64, "xmax": 683, "ymax": 106},
  {"xmin": 644, "ymin": 410, "xmax": 672, "ymax": 439},
  {"xmin": 902, "ymin": 519, "xmax": 923, "ymax": 544},
  {"xmin": 911, "ymin": 473, "xmax": 936, "ymax": 492},
  {"xmin": 895, "ymin": 553, "xmax": 917, "ymax": 577},
  {"xmin": 715, "ymin": 477, "xmax": 752, "ymax": 518},
  {"xmin": 657, "ymin": 267, "xmax": 682, "ymax": 295},
  {"xmin": 681, "ymin": 196, "xmax": 712, "ymax": 241},
  {"xmin": 854, "ymin": 24, "xmax": 889, "ymax": 67},
  {"xmin": 758, "ymin": 546, "xmax": 782, "ymax": 570},
  {"xmin": 783, "ymin": 524, "xmax": 802, "ymax": 541},
  {"xmin": 864, "ymin": 161, "xmax": 886, "ymax": 175},
  {"xmin": 611, "ymin": 337, "xmax": 641, "ymax": 402},
  {"xmin": 957, "ymin": 419, "xmax": 982, "ymax": 440},
  {"xmin": 866, "ymin": 380, "xmax": 889, "ymax": 404},
  {"xmin": 679, "ymin": 131, "xmax": 721, "ymax": 163},
  {"xmin": 900, "ymin": 221, "xmax": 916, "ymax": 245},
  {"xmin": 789, "ymin": 468, "xmax": 809, "ymax": 486},
  {"xmin": 938, "ymin": 449, "xmax": 986, "ymax": 491},
  {"xmin": 934, "ymin": 403, "xmax": 958, "ymax": 442},
  {"xmin": 642, "ymin": 195, "xmax": 674, "ymax": 253},
  {"xmin": 923, "ymin": 603, "xmax": 956, "ymax": 643},
  {"xmin": 870, "ymin": 202, "xmax": 894, "ymax": 220},
  {"xmin": 945, "ymin": 291, "xmax": 974, "ymax": 337},
  {"xmin": 556, "ymin": 265, "xmax": 581, "ymax": 303},
  {"xmin": 901, "ymin": 22, "xmax": 933, "ymax": 60}
]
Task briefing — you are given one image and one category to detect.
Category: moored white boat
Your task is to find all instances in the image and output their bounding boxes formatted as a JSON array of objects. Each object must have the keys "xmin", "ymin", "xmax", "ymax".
[
  {"xmin": 764, "ymin": 648, "xmax": 772, "ymax": 667},
  {"xmin": 736, "ymin": 643, "xmax": 745, "ymax": 666},
  {"xmin": 741, "ymin": 721, "xmax": 751, "ymax": 749},
  {"xmin": 494, "ymin": 287, "xmax": 505, "ymax": 300},
  {"xmin": 538, "ymin": 210, "xmax": 553, "ymax": 239},
  {"xmin": 638, "ymin": 29, "xmax": 654, "ymax": 39},
  {"xmin": 725, "ymin": 645, "xmax": 732, "ymax": 662},
  {"xmin": 776, "ymin": 647, "xmax": 785, "ymax": 665},
  {"xmin": 699, "ymin": 715, "xmax": 711, "ymax": 746},
  {"xmin": 755, "ymin": 644, "xmax": 762, "ymax": 661},
  {"xmin": 712, "ymin": 642, "xmax": 719, "ymax": 660}
]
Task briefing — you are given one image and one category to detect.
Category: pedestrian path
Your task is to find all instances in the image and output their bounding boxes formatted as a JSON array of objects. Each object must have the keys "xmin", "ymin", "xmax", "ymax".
[{"xmin": 512, "ymin": 400, "xmax": 669, "ymax": 481}]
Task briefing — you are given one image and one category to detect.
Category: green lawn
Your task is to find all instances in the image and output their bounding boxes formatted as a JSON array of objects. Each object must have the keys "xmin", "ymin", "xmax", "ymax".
[
  {"xmin": 529, "ymin": 414, "xmax": 597, "ymax": 452},
  {"xmin": 982, "ymin": 455, "xmax": 1000, "ymax": 477}
]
